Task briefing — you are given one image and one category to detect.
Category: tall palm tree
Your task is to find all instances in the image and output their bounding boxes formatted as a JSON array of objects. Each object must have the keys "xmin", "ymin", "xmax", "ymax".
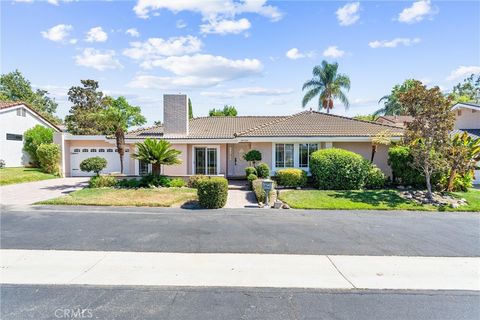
[
  {"xmin": 374, "ymin": 79, "xmax": 417, "ymax": 116},
  {"xmin": 302, "ymin": 60, "xmax": 351, "ymax": 113},
  {"xmin": 132, "ymin": 139, "xmax": 182, "ymax": 175}
]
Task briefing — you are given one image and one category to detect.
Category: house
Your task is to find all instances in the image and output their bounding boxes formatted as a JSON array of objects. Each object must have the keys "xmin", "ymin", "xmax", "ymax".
[
  {"xmin": 376, "ymin": 115, "xmax": 414, "ymax": 128},
  {"xmin": 54, "ymin": 94, "xmax": 404, "ymax": 178},
  {"xmin": 0, "ymin": 101, "xmax": 60, "ymax": 167},
  {"xmin": 451, "ymin": 102, "xmax": 480, "ymax": 184}
]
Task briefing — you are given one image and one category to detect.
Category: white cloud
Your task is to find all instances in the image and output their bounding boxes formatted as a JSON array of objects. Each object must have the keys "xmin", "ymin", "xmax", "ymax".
[
  {"xmin": 47, "ymin": 0, "xmax": 73, "ymax": 5},
  {"xmin": 336, "ymin": 2, "xmax": 360, "ymax": 26},
  {"xmin": 123, "ymin": 36, "xmax": 202, "ymax": 61},
  {"xmin": 201, "ymin": 86, "xmax": 293, "ymax": 98},
  {"xmin": 85, "ymin": 27, "xmax": 108, "ymax": 42},
  {"xmin": 200, "ymin": 18, "xmax": 251, "ymax": 35},
  {"xmin": 41, "ymin": 24, "xmax": 72, "ymax": 42},
  {"xmin": 446, "ymin": 66, "xmax": 480, "ymax": 81},
  {"xmin": 75, "ymin": 48, "xmax": 123, "ymax": 71},
  {"xmin": 398, "ymin": 0, "xmax": 437, "ymax": 24},
  {"xmin": 323, "ymin": 46, "xmax": 345, "ymax": 58},
  {"xmin": 286, "ymin": 48, "xmax": 314, "ymax": 60},
  {"xmin": 125, "ymin": 28, "xmax": 140, "ymax": 37},
  {"xmin": 133, "ymin": 0, "xmax": 282, "ymax": 21},
  {"xmin": 128, "ymin": 75, "xmax": 221, "ymax": 89},
  {"xmin": 369, "ymin": 37, "xmax": 421, "ymax": 48},
  {"xmin": 266, "ymin": 98, "xmax": 288, "ymax": 106},
  {"xmin": 176, "ymin": 19, "xmax": 187, "ymax": 29},
  {"xmin": 13, "ymin": 0, "xmax": 34, "ymax": 3},
  {"xmin": 69, "ymin": 38, "xmax": 78, "ymax": 44}
]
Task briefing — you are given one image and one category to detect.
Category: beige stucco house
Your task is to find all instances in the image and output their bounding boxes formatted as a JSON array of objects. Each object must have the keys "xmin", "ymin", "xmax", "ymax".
[{"xmin": 55, "ymin": 94, "xmax": 404, "ymax": 178}]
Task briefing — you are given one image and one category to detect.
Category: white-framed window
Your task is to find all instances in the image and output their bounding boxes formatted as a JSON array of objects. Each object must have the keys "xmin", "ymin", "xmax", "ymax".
[
  {"xmin": 299, "ymin": 143, "xmax": 318, "ymax": 167},
  {"xmin": 107, "ymin": 149, "xmax": 113, "ymax": 152},
  {"xmin": 6, "ymin": 133, "xmax": 22, "ymax": 141},
  {"xmin": 73, "ymin": 148, "xmax": 81, "ymax": 153},
  {"xmin": 16, "ymin": 108, "xmax": 26, "ymax": 117},
  {"xmin": 90, "ymin": 149, "xmax": 97, "ymax": 152},
  {"xmin": 98, "ymin": 149, "xmax": 105, "ymax": 152},
  {"xmin": 82, "ymin": 148, "xmax": 88, "ymax": 152},
  {"xmin": 275, "ymin": 143, "xmax": 294, "ymax": 168}
]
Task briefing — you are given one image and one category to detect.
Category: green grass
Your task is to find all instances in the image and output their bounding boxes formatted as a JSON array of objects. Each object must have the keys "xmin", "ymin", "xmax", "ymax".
[
  {"xmin": 0, "ymin": 167, "xmax": 58, "ymax": 186},
  {"xmin": 38, "ymin": 187, "xmax": 198, "ymax": 207},
  {"xmin": 279, "ymin": 189, "xmax": 480, "ymax": 211}
]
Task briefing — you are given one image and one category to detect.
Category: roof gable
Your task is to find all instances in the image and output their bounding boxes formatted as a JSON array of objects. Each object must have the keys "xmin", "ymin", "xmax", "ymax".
[
  {"xmin": 452, "ymin": 102, "xmax": 480, "ymax": 111},
  {"xmin": 0, "ymin": 101, "xmax": 61, "ymax": 131}
]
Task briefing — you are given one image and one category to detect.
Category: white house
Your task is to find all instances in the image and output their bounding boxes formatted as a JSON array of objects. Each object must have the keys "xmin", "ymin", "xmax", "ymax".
[{"xmin": 0, "ymin": 101, "xmax": 60, "ymax": 167}]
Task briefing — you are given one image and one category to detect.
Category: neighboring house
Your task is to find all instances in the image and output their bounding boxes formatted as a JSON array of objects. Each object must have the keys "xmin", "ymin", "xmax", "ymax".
[
  {"xmin": 451, "ymin": 102, "xmax": 480, "ymax": 184},
  {"xmin": 0, "ymin": 101, "xmax": 60, "ymax": 167},
  {"xmin": 54, "ymin": 94, "xmax": 403, "ymax": 177},
  {"xmin": 376, "ymin": 115, "xmax": 414, "ymax": 128}
]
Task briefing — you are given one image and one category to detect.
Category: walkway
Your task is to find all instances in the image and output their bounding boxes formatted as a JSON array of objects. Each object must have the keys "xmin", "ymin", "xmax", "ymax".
[
  {"xmin": 226, "ymin": 189, "xmax": 258, "ymax": 208},
  {"xmin": 1, "ymin": 249, "xmax": 478, "ymax": 290},
  {"xmin": 0, "ymin": 178, "xmax": 88, "ymax": 206}
]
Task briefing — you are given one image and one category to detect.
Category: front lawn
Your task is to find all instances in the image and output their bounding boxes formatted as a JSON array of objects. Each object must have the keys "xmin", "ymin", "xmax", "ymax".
[
  {"xmin": 38, "ymin": 188, "xmax": 198, "ymax": 207},
  {"xmin": 0, "ymin": 167, "xmax": 58, "ymax": 186},
  {"xmin": 279, "ymin": 189, "xmax": 480, "ymax": 211}
]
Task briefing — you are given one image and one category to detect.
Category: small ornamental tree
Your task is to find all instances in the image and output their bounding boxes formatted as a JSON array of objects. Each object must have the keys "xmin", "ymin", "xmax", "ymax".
[
  {"xmin": 243, "ymin": 150, "xmax": 262, "ymax": 167},
  {"xmin": 445, "ymin": 132, "xmax": 480, "ymax": 191},
  {"xmin": 23, "ymin": 125, "xmax": 54, "ymax": 166},
  {"xmin": 80, "ymin": 157, "xmax": 107, "ymax": 176},
  {"xmin": 399, "ymin": 81, "xmax": 455, "ymax": 199}
]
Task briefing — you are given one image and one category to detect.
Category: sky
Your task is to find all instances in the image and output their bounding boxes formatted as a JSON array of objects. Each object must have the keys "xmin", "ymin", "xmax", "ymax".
[{"xmin": 2, "ymin": 0, "xmax": 479, "ymax": 125}]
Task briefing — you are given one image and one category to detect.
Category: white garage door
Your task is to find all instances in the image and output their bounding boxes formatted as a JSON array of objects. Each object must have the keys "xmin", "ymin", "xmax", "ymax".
[{"xmin": 70, "ymin": 147, "xmax": 130, "ymax": 176}]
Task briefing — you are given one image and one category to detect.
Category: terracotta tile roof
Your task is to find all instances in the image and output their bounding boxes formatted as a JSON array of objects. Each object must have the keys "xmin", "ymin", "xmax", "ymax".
[
  {"xmin": 125, "ymin": 111, "xmax": 403, "ymax": 140},
  {"xmin": 377, "ymin": 115, "xmax": 414, "ymax": 124},
  {"xmin": 0, "ymin": 101, "xmax": 25, "ymax": 110}
]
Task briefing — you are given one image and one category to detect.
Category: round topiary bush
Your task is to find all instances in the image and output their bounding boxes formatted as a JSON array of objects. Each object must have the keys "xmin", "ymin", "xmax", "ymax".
[
  {"xmin": 80, "ymin": 157, "xmax": 107, "ymax": 176},
  {"xmin": 187, "ymin": 175, "xmax": 208, "ymax": 188},
  {"xmin": 275, "ymin": 168, "xmax": 307, "ymax": 188},
  {"xmin": 245, "ymin": 166, "xmax": 257, "ymax": 176},
  {"xmin": 197, "ymin": 177, "xmax": 228, "ymax": 209},
  {"xmin": 256, "ymin": 163, "xmax": 270, "ymax": 178},
  {"xmin": 243, "ymin": 150, "xmax": 262, "ymax": 166},
  {"xmin": 310, "ymin": 148, "xmax": 370, "ymax": 190},
  {"xmin": 247, "ymin": 173, "xmax": 258, "ymax": 189},
  {"xmin": 364, "ymin": 165, "xmax": 386, "ymax": 189}
]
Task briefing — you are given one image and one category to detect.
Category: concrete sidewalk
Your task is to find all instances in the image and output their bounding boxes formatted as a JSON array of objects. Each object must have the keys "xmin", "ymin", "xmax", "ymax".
[{"xmin": 1, "ymin": 249, "xmax": 478, "ymax": 291}]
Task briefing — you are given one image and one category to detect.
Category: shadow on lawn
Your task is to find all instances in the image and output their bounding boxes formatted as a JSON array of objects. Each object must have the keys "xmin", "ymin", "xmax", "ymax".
[{"xmin": 330, "ymin": 189, "xmax": 413, "ymax": 208}]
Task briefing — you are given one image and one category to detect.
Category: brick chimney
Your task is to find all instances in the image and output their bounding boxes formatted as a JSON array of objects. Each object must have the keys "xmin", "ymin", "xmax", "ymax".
[{"xmin": 163, "ymin": 94, "xmax": 189, "ymax": 136}]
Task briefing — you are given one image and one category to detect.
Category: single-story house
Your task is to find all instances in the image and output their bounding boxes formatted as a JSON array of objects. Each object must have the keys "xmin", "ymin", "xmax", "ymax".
[
  {"xmin": 0, "ymin": 101, "xmax": 61, "ymax": 167},
  {"xmin": 54, "ymin": 94, "xmax": 404, "ymax": 178},
  {"xmin": 376, "ymin": 115, "xmax": 414, "ymax": 128}
]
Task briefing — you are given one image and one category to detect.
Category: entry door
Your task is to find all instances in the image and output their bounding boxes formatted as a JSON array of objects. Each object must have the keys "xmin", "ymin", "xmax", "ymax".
[
  {"xmin": 194, "ymin": 147, "xmax": 217, "ymax": 175},
  {"xmin": 229, "ymin": 143, "xmax": 251, "ymax": 176}
]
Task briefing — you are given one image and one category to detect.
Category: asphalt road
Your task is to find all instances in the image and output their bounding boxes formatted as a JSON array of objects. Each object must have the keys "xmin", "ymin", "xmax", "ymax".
[
  {"xmin": 1, "ymin": 206, "xmax": 479, "ymax": 256},
  {"xmin": 2, "ymin": 285, "xmax": 479, "ymax": 320}
]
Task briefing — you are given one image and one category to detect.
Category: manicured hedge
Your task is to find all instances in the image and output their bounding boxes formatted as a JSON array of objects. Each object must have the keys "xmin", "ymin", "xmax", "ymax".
[
  {"xmin": 36, "ymin": 143, "xmax": 60, "ymax": 175},
  {"xmin": 310, "ymin": 148, "xmax": 370, "ymax": 190},
  {"xmin": 89, "ymin": 175, "xmax": 117, "ymax": 188},
  {"xmin": 364, "ymin": 165, "xmax": 386, "ymax": 189},
  {"xmin": 252, "ymin": 179, "xmax": 276, "ymax": 206},
  {"xmin": 275, "ymin": 168, "xmax": 307, "ymax": 188},
  {"xmin": 245, "ymin": 167, "xmax": 257, "ymax": 176},
  {"xmin": 247, "ymin": 173, "xmax": 258, "ymax": 188},
  {"xmin": 256, "ymin": 163, "xmax": 270, "ymax": 178},
  {"xmin": 187, "ymin": 175, "xmax": 208, "ymax": 188},
  {"xmin": 197, "ymin": 177, "xmax": 228, "ymax": 209}
]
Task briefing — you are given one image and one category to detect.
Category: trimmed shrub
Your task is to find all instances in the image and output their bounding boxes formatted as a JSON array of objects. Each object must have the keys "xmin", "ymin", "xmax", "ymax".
[
  {"xmin": 275, "ymin": 168, "xmax": 307, "ymax": 188},
  {"xmin": 310, "ymin": 148, "xmax": 370, "ymax": 190},
  {"xmin": 197, "ymin": 177, "xmax": 228, "ymax": 209},
  {"xmin": 0, "ymin": 159, "xmax": 5, "ymax": 169},
  {"xmin": 139, "ymin": 174, "xmax": 171, "ymax": 188},
  {"xmin": 365, "ymin": 165, "xmax": 386, "ymax": 189},
  {"xmin": 245, "ymin": 166, "xmax": 257, "ymax": 176},
  {"xmin": 23, "ymin": 125, "xmax": 54, "ymax": 166},
  {"xmin": 188, "ymin": 175, "xmax": 209, "ymax": 188},
  {"xmin": 80, "ymin": 157, "xmax": 107, "ymax": 176},
  {"xmin": 89, "ymin": 175, "xmax": 118, "ymax": 188},
  {"xmin": 36, "ymin": 143, "xmax": 60, "ymax": 174},
  {"xmin": 247, "ymin": 173, "xmax": 258, "ymax": 189},
  {"xmin": 168, "ymin": 178, "xmax": 186, "ymax": 188},
  {"xmin": 388, "ymin": 146, "xmax": 424, "ymax": 187},
  {"xmin": 243, "ymin": 150, "xmax": 262, "ymax": 166},
  {"xmin": 256, "ymin": 163, "xmax": 270, "ymax": 178},
  {"xmin": 252, "ymin": 179, "xmax": 276, "ymax": 206},
  {"xmin": 117, "ymin": 178, "xmax": 141, "ymax": 188}
]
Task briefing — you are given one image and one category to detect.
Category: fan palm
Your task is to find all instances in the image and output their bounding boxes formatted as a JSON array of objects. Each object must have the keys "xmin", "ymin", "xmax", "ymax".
[
  {"xmin": 302, "ymin": 60, "xmax": 351, "ymax": 113},
  {"xmin": 132, "ymin": 138, "xmax": 182, "ymax": 175}
]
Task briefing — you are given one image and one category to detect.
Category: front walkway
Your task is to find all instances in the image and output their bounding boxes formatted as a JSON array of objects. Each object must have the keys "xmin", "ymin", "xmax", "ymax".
[
  {"xmin": 225, "ymin": 189, "xmax": 258, "ymax": 208},
  {"xmin": 0, "ymin": 178, "xmax": 88, "ymax": 206}
]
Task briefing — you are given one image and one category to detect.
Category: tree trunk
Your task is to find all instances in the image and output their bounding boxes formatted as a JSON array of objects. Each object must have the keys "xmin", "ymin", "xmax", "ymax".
[
  {"xmin": 152, "ymin": 163, "xmax": 161, "ymax": 176},
  {"xmin": 446, "ymin": 169, "xmax": 457, "ymax": 192},
  {"xmin": 116, "ymin": 129, "xmax": 125, "ymax": 174},
  {"xmin": 370, "ymin": 145, "xmax": 377, "ymax": 163},
  {"xmin": 425, "ymin": 170, "xmax": 433, "ymax": 199}
]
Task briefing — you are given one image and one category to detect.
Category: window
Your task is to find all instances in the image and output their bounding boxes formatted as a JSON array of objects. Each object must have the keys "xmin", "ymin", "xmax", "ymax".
[
  {"xmin": 73, "ymin": 148, "xmax": 80, "ymax": 153},
  {"xmin": 194, "ymin": 147, "xmax": 217, "ymax": 175},
  {"xmin": 82, "ymin": 149, "xmax": 88, "ymax": 152},
  {"xmin": 98, "ymin": 149, "xmax": 105, "ymax": 152},
  {"xmin": 458, "ymin": 110, "xmax": 462, "ymax": 116},
  {"xmin": 299, "ymin": 144, "xmax": 318, "ymax": 167},
  {"xmin": 139, "ymin": 160, "xmax": 149, "ymax": 176},
  {"xmin": 16, "ymin": 108, "xmax": 26, "ymax": 117},
  {"xmin": 114, "ymin": 149, "xmax": 118, "ymax": 152},
  {"xmin": 275, "ymin": 144, "xmax": 294, "ymax": 167},
  {"xmin": 6, "ymin": 133, "xmax": 22, "ymax": 141},
  {"xmin": 107, "ymin": 149, "xmax": 113, "ymax": 152},
  {"xmin": 90, "ymin": 149, "xmax": 97, "ymax": 152}
]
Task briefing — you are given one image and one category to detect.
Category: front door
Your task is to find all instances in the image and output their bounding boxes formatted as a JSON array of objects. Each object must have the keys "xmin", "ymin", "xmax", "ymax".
[
  {"xmin": 227, "ymin": 143, "xmax": 251, "ymax": 176},
  {"xmin": 194, "ymin": 147, "xmax": 217, "ymax": 175}
]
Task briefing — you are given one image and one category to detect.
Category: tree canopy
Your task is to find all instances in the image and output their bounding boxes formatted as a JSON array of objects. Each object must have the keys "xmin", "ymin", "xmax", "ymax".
[
  {"xmin": 374, "ymin": 79, "xmax": 417, "ymax": 116},
  {"xmin": 209, "ymin": 105, "xmax": 238, "ymax": 116},
  {"xmin": 451, "ymin": 74, "xmax": 480, "ymax": 103}
]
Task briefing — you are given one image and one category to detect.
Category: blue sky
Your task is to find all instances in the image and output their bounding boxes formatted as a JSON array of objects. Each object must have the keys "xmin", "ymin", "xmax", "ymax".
[{"xmin": 2, "ymin": 0, "xmax": 479, "ymax": 125}]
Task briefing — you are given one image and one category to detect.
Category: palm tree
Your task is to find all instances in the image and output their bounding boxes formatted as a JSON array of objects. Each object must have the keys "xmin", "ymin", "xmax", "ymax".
[
  {"xmin": 132, "ymin": 139, "xmax": 182, "ymax": 175},
  {"xmin": 101, "ymin": 96, "xmax": 146, "ymax": 174},
  {"xmin": 302, "ymin": 60, "xmax": 351, "ymax": 113},
  {"xmin": 374, "ymin": 79, "xmax": 416, "ymax": 116}
]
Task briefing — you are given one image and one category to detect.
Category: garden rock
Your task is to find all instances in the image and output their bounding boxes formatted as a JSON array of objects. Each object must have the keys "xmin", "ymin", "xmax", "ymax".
[{"xmin": 400, "ymin": 190, "xmax": 468, "ymax": 207}]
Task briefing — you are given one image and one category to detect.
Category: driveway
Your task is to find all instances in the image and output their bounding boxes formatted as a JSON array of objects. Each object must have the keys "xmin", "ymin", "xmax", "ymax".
[{"xmin": 0, "ymin": 178, "xmax": 88, "ymax": 206}]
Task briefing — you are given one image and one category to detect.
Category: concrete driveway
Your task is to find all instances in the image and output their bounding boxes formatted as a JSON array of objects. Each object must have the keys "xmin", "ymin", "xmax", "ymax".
[{"xmin": 0, "ymin": 178, "xmax": 88, "ymax": 206}]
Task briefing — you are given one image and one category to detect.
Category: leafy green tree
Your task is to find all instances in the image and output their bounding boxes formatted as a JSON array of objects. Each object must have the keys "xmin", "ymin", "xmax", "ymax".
[
  {"xmin": 353, "ymin": 114, "xmax": 378, "ymax": 121},
  {"xmin": 302, "ymin": 60, "xmax": 351, "ymax": 113},
  {"xmin": 374, "ymin": 79, "xmax": 417, "ymax": 116},
  {"xmin": 209, "ymin": 105, "xmax": 238, "ymax": 116},
  {"xmin": 36, "ymin": 143, "xmax": 60, "ymax": 175},
  {"xmin": 100, "ymin": 96, "xmax": 146, "ymax": 174},
  {"xmin": 399, "ymin": 81, "xmax": 456, "ymax": 199},
  {"xmin": 451, "ymin": 74, "xmax": 480, "ymax": 103},
  {"xmin": 445, "ymin": 132, "xmax": 480, "ymax": 191},
  {"xmin": 0, "ymin": 70, "xmax": 60, "ymax": 123},
  {"xmin": 243, "ymin": 150, "xmax": 262, "ymax": 167},
  {"xmin": 132, "ymin": 139, "xmax": 182, "ymax": 175},
  {"xmin": 80, "ymin": 157, "xmax": 107, "ymax": 176},
  {"xmin": 65, "ymin": 80, "xmax": 109, "ymax": 135},
  {"xmin": 23, "ymin": 125, "xmax": 54, "ymax": 166},
  {"xmin": 188, "ymin": 98, "xmax": 194, "ymax": 119}
]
